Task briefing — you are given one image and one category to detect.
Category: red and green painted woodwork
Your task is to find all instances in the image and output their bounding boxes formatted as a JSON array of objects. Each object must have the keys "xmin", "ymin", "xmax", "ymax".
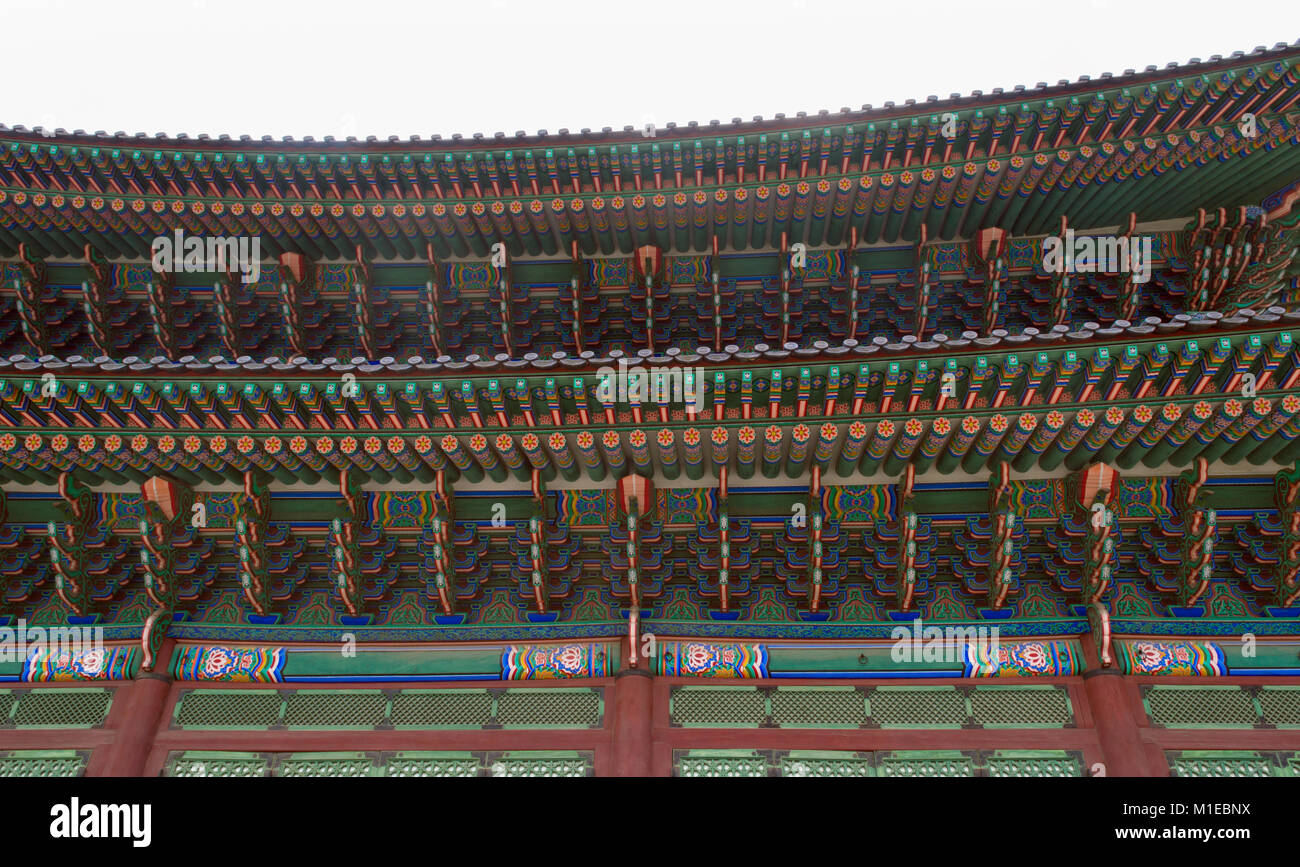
[
  {"xmin": 6, "ymin": 633, "xmax": 1300, "ymax": 684},
  {"xmin": 1113, "ymin": 637, "xmax": 1300, "ymax": 676},
  {"xmin": 8, "ymin": 459, "xmax": 1300, "ymax": 633},
  {"xmin": 1176, "ymin": 459, "xmax": 1218, "ymax": 607},
  {"xmin": 871, "ymin": 467, "xmax": 928, "ymax": 612},
  {"xmin": 601, "ymin": 475, "xmax": 664, "ymax": 617},
  {"xmin": 167, "ymin": 642, "xmax": 615, "ymax": 682},
  {"xmin": 0, "ymin": 334, "xmax": 1296, "ymax": 491},
  {"xmin": 2, "ymin": 201, "xmax": 1298, "ymax": 367},
  {"xmin": 650, "ymin": 638, "xmax": 1084, "ymax": 679},
  {"xmin": 7, "ymin": 392, "xmax": 1300, "ymax": 491},
  {"xmin": 1268, "ymin": 464, "xmax": 1300, "ymax": 607},
  {"xmin": 772, "ymin": 467, "xmax": 839, "ymax": 612},
  {"xmin": 509, "ymin": 472, "xmax": 582, "ymax": 615},
  {"xmin": 330, "ymin": 468, "xmax": 366, "ymax": 617},
  {"xmin": 1112, "ymin": 639, "xmax": 1227, "ymax": 676},
  {"xmin": 953, "ymin": 462, "xmax": 1026, "ymax": 610},
  {"xmin": 3, "ymin": 54, "xmax": 1300, "ymax": 675},
  {"xmin": 234, "ymin": 470, "xmax": 272, "ymax": 617},
  {"xmin": 689, "ymin": 470, "xmax": 753, "ymax": 611},
  {"xmin": 1046, "ymin": 465, "xmax": 1121, "ymax": 603},
  {"xmin": 46, "ymin": 472, "xmax": 94, "ymax": 617},
  {"xmin": 1225, "ymin": 463, "xmax": 1300, "ymax": 607},
  {"xmin": 419, "ymin": 485, "xmax": 490, "ymax": 617},
  {"xmin": 3, "ymin": 48, "xmax": 1299, "ymax": 265},
  {"xmin": 137, "ymin": 475, "xmax": 192, "ymax": 669},
  {"xmin": 0, "ymin": 643, "xmax": 141, "ymax": 682},
  {"xmin": 1133, "ymin": 458, "xmax": 1219, "ymax": 606}
]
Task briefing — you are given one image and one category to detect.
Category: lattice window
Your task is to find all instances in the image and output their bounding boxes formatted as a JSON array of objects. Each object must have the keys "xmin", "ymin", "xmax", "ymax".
[
  {"xmin": 488, "ymin": 753, "xmax": 592, "ymax": 777},
  {"xmin": 0, "ymin": 750, "xmax": 86, "ymax": 777},
  {"xmin": 876, "ymin": 751, "xmax": 974, "ymax": 777},
  {"xmin": 674, "ymin": 749, "xmax": 1090, "ymax": 777},
  {"xmin": 164, "ymin": 752, "xmax": 270, "ymax": 777},
  {"xmin": 986, "ymin": 751, "xmax": 1082, "ymax": 777},
  {"xmin": 11, "ymin": 689, "xmax": 112, "ymax": 728},
  {"xmin": 968, "ymin": 686, "xmax": 1072, "ymax": 728},
  {"xmin": 279, "ymin": 754, "xmax": 376, "ymax": 777},
  {"xmin": 781, "ymin": 752, "xmax": 873, "ymax": 777},
  {"xmin": 174, "ymin": 691, "xmax": 284, "ymax": 729},
  {"xmin": 1258, "ymin": 687, "xmax": 1300, "ymax": 728},
  {"xmin": 495, "ymin": 689, "xmax": 601, "ymax": 728},
  {"xmin": 390, "ymin": 690, "xmax": 493, "ymax": 728},
  {"xmin": 671, "ymin": 687, "xmax": 766, "ymax": 727},
  {"xmin": 676, "ymin": 750, "xmax": 769, "ymax": 777},
  {"xmin": 1144, "ymin": 686, "xmax": 1258, "ymax": 728},
  {"xmin": 869, "ymin": 687, "xmax": 966, "ymax": 728},
  {"xmin": 1169, "ymin": 752, "xmax": 1274, "ymax": 777},
  {"xmin": 161, "ymin": 750, "xmax": 596, "ymax": 777},
  {"xmin": 385, "ymin": 752, "xmax": 482, "ymax": 777},
  {"xmin": 283, "ymin": 692, "xmax": 388, "ymax": 729},
  {"xmin": 770, "ymin": 688, "xmax": 867, "ymax": 728}
]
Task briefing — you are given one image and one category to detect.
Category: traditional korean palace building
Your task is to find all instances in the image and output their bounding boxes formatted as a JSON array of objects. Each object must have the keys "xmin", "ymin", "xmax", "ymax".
[{"xmin": 1, "ymin": 43, "xmax": 1299, "ymax": 778}]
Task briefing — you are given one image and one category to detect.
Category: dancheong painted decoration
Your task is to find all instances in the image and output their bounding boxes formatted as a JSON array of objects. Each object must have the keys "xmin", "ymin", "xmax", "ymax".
[{"xmin": 2, "ymin": 41, "xmax": 1300, "ymax": 777}]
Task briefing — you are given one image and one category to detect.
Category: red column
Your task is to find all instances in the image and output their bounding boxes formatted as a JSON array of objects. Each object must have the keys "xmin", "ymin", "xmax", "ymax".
[
  {"xmin": 611, "ymin": 667, "xmax": 653, "ymax": 777},
  {"xmin": 1083, "ymin": 666, "xmax": 1152, "ymax": 777},
  {"xmin": 97, "ymin": 640, "xmax": 175, "ymax": 777}
]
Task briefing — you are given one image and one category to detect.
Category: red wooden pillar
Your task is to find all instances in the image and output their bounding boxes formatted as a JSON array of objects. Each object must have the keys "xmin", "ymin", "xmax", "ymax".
[
  {"xmin": 97, "ymin": 640, "xmax": 175, "ymax": 777},
  {"xmin": 611, "ymin": 664, "xmax": 654, "ymax": 777},
  {"xmin": 1081, "ymin": 634, "xmax": 1152, "ymax": 777}
]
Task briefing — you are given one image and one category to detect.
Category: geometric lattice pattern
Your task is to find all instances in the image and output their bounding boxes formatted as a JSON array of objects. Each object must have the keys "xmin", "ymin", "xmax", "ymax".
[
  {"xmin": 780, "ymin": 751, "xmax": 875, "ymax": 776},
  {"xmin": 165, "ymin": 752, "xmax": 271, "ymax": 777},
  {"xmin": 387, "ymin": 753, "xmax": 482, "ymax": 777},
  {"xmin": 770, "ymin": 687, "xmax": 870, "ymax": 728},
  {"xmin": 869, "ymin": 688, "xmax": 968, "ymax": 728},
  {"xmin": 172, "ymin": 687, "xmax": 604, "ymax": 730},
  {"xmin": 4, "ymin": 689, "xmax": 114, "ymax": 729},
  {"xmin": 173, "ymin": 691, "xmax": 284, "ymax": 729},
  {"xmin": 161, "ymin": 750, "xmax": 595, "ymax": 777},
  {"xmin": 279, "ymin": 754, "xmax": 377, "ymax": 777},
  {"xmin": 495, "ymin": 689, "xmax": 602, "ymax": 728},
  {"xmin": 670, "ymin": 687, "xmax": 770, "ymax": 728},
  {"xmin": 282, "ymin": 692, "xmax": 389, "ymax": 728},
  {"xmin": 1258, "ymin": 688, "xmax": 1300, "ymax": 728},
  {"xmin": 877, "ymin": 751, "xmax": 976, "ymax": 777},
  {"xmin": 968, "ymin": 686, "xmax": 1073, "ymax": 728},
  {"xmin": 1143, "ymin": 686, "xmax": 1267, "ymax": 728},
  {"xmin": 1167, "ymin": 751, "xmax": 1300, "ymax": 777},
  {"xmin": 676, "ymin": 750, "xmax": 770, "ymax": 777},
  {"xmin": 488, "ymin": 754, "xmax": 591, "ymax": 777},
  {"xmin": 390, "ymin": 691, "xmax": 495, "ymax": 728},
  {"xmin": 984, "ymin": 751, "xmax": 1083, "ymax": 777},
  {"xmin": 0, "ymin": 750, "xmax": 88, "ymax": 776},
  {"xmin": 672, "ymin": 749, "xmax": 1086, "ymax": 777},
  {"xmin": 670, "ymin": 685, "xmax": 1074, "ymax": 728}
]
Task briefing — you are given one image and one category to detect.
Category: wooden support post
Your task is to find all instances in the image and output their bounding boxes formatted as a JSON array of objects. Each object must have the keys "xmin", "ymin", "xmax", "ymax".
[
  {"xmin": 611, "ymin": 639, "xmax": 653, "ymax": 777},
  {"xmin": 1081, "ymin": 634, "xmax": 1157, "ymax": 777},
  {"xmin": 96, "ymin": 639, "xmax": 175, "ymax": 776}
]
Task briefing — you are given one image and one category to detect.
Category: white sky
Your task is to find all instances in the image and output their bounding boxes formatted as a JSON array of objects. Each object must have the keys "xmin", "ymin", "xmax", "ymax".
[{"xmin": 1, "ymin": 0, "xmax": 1297, "ymax": 141}]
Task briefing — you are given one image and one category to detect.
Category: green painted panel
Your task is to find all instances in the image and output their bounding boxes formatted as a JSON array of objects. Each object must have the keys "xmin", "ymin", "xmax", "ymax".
[
  {"xmin": 281, "ymin": 648, "xmax": 502, "ymax": 678},
  {"xmin": 766, "ymin": 646, "xmax": 955, "ymax": 672},
  {"xmin": 0, "ymin": 750, "xmax": 87, "ymax": 777},
  {"xmin": 1144, "ymin": 685, "xmax": 1260, "ymax": 728},
  {"xmin": 672, "ymin": 748, "xmax": 1087, "ymax": 777},
  {"xmin": 1217, "ymin": 643, "xmax": 1300, "ymax": 671},
  {"xmin": 9, "ymin": 688, "xmax": 113, "ymax": 729}
]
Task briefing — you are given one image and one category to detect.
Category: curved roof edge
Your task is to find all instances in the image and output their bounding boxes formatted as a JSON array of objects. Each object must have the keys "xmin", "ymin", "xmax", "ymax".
[{"xmin": 3, "ymin": 41, "xmax": 1298, "ymax": 153}]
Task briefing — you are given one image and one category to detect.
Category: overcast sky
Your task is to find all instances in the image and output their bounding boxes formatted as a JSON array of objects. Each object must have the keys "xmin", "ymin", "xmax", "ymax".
[{"xmin": 2, "ymin": 0, "xmax": 1297, "ymax": 141}]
